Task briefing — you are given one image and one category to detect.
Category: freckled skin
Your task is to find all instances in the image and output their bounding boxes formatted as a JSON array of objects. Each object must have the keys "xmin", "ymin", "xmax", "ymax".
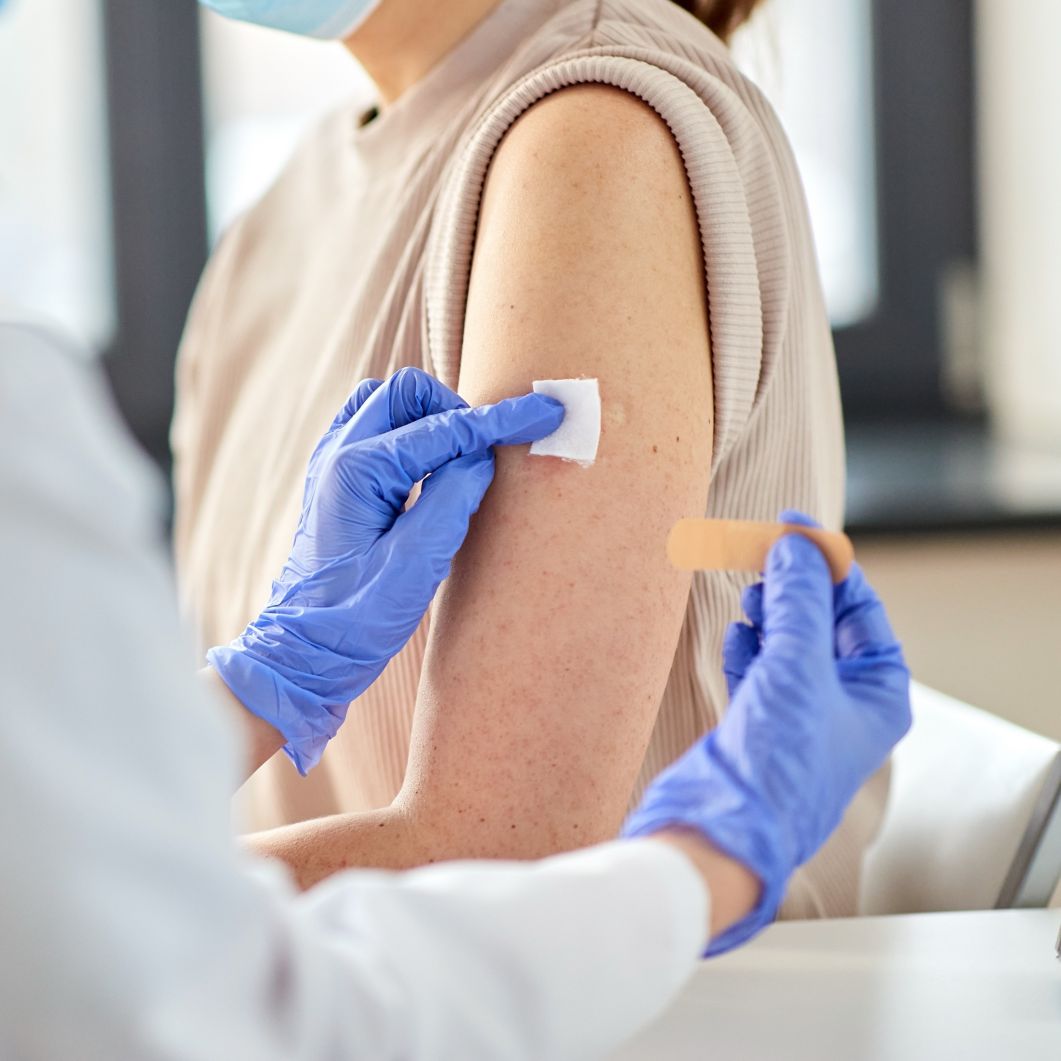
[
  {"xmin": 245, "ymin": 84, "xmax": 714, "ymax": 886},
  {"xmin": 399, "ymin": 85, "xmax": 713, "ymax": 858}
]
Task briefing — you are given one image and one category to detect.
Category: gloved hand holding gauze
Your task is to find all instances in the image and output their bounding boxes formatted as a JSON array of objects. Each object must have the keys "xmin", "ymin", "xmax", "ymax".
[
  {"xmin": 207, "ymin": 368, "xmax": 564, "ymax": 774},
  {"xmin": 529, "ymin": 378, "xmax": 601, "ymax": 466}
]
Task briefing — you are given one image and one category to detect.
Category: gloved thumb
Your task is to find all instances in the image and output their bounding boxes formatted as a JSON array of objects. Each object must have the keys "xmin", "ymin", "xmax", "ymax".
[
  {"xmin": 761, "ymin": 533, "xmax": 834, "ymax": 660},
  {"xmin": 327, "ymin": 377, "xmax": 384, "ymax": 433}
]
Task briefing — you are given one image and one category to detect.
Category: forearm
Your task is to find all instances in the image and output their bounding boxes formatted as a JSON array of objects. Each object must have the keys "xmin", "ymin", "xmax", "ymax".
[
  {"xmin": 244, "ymin": 803, "xmax": 433, "ymax": 889},
  {"xmin": 200, "ymin": 668, "xmax": 285, "ymax": 784},
  {"xmin": 245, "ymin": 791, "xmax": 622, "ymax": 891},
  {"xmin": 651, "ymin": 829, "xmax": 761, "ymax": 941}
]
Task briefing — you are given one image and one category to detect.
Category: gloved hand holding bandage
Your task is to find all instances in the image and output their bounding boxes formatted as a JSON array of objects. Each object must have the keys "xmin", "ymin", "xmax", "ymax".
[
  {"xmin": 623, "ymin": 510, "xmax": 911, "ymax": 955},
  {"xmin": 207, "ymin": 368, "xmax": 563, "ymax": 774}
]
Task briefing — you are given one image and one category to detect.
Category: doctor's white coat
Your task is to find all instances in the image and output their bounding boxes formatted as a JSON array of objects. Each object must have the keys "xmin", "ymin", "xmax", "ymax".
[{"xmin": 0, "ymin": 317, "xmax": 707, "ymax": 1061}]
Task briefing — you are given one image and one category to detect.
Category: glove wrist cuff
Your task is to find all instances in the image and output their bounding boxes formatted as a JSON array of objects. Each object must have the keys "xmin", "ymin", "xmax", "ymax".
[
  {"xmin": 206, "ymin": 640, "xmax": 344, "ymax": 776},
  {"xmin": 622, "ymin": 802, "xmax": 793, "ymax": 957}
]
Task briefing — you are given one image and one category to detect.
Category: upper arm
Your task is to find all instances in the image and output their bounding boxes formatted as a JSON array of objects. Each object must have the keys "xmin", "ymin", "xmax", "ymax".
[{"xmin": 400, "ymin": 85, "xmax": 714, "ymax": 856}]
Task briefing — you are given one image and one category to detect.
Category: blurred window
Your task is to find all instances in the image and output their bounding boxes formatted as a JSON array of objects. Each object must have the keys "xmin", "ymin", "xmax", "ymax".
[
  {"xmin": 73, "ymin": 1, "xmax": 973, "ymax": 463},
  {"xmin": 736, "ymin": 0, "xmax": 879, "ymax": 329},
  {"xmin": 199, "ymin": 10, "xmax": 372, "ymax": 242},
  {"xmin": 744, "ymin": 0, "xmax": 976, "ymax": 423},
  {"xmin": 201, "ymin": 4, "xmax": 880, "ymax": 326},
  {"xmin": 0, "ymin": 0, "xmax": 114, "ymax": 350},
  {"xmin": 196, "ymin": 1, "xmax": 974, "ymax": 426}
]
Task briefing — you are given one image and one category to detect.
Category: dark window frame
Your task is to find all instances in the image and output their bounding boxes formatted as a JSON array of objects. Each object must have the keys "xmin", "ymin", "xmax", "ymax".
[
  {"xmin": 102, "ymin": 0, "xmax": 208, "ymax": 469},
  {"xmin": 836, "ymin": 0, "xmax": 978, "ymax": 422}
]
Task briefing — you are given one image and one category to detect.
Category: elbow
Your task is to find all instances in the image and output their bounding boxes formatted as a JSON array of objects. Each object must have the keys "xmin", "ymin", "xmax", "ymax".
[{"xmin": 394, "ymin": 786, "xmax": 624, "ymax": 862}]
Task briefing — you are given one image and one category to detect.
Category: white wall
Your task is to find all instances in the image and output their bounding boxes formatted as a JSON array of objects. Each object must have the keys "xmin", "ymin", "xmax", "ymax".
[
  {"xmin": 977, "ymin": 0, "xmax": 1061, "ymax": 447},
  {"xmin": 199, "ymin": 10, "xmax": 371, "ymax": 239},
  {"xmin": 856, "ymin": 532, "xmax": 1061, "ymax": 743},
  {"xmin": 0, "ymin": 0, "xmax": 113, "ymax": 347}
]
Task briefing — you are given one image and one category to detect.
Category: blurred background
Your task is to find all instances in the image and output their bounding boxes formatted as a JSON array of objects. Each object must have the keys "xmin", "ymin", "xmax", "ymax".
[{"xmin": 1, "ymin": 0, "xmax": 1058, "ymax": 740}]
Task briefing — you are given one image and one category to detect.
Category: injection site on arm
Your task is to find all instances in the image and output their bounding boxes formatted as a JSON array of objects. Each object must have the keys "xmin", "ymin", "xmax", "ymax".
[{"xmin": 394, "ymin": 83, "xmax": 715, "ymax": 859}]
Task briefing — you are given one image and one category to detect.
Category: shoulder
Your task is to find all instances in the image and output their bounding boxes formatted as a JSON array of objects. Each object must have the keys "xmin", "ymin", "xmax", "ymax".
[
  {"xmin": 459, "ymin": 82, "xmax": 712, "ymax": 434},
  {"xmin": 481, "ymin": 84, "xmax": 695, "ymax": 248},
  {"xmin": 502, "ymin": 81, "xmax": 676, "ymax": 150},
  {"xmin": 491, "ymin": 83, "xmax": 687, "ymax": 200}
]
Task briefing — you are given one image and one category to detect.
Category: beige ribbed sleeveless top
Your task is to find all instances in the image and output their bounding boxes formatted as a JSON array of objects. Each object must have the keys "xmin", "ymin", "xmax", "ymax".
[{"xmin": 173, "ymin": 0, "xmax": 887, "ymax": 918}]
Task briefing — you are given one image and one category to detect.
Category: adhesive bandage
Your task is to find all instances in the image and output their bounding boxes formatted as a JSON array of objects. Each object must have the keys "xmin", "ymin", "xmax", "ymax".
[
  {"xmin": 667, "ymin": 519, "xmax": 855, "ymax": 583},
  {"xmin": 529, "ymin": 378, "xmax": 601, "ymax": 466}
]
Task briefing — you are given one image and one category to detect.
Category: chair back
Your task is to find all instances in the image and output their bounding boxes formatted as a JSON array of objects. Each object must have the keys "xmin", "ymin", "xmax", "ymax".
[{"xmin": 859, "ymin": 682, "xmax": 1061, "ymax": 915}]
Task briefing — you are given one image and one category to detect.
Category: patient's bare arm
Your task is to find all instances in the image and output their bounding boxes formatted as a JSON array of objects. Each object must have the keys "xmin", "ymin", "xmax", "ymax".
[
  {"xmin": 201, "ymin": 669, "xmax": 285, "ymax": 784},
  {"xmin": 245, "ymin": 85, "xmax": 714, "ymax": 886}
]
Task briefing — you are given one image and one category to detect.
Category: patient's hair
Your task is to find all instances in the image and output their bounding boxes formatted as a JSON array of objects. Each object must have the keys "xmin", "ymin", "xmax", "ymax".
[{"xmin": 670, "ymin": 0, "xmax": 767, "ymax": 41}]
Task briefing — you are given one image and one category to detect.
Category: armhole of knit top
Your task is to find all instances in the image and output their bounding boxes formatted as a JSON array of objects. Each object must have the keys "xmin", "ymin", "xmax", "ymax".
[{"xmin": 424, "ymin": 49, "xmax": 793, "ymax": 475}]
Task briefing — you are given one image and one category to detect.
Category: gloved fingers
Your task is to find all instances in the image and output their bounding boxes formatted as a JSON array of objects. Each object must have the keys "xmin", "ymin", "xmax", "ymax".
[
  {"xmin": 723, "ymin": 621, "xmax": 761, "ymax": 697},
  {"xmin": 327, "ymin": 378, "xmax": 384, "ymax": 432},
  {"xmin": 373, "ymin": 393, "xmax": 564, "ymax": 496},
  {"xmin": 741, "ymin": 581, "xmax": 764, "ymax": 628},
  {"xmin": 760, "ymin": 533, "xmax": 834, "ymax": 660},
  {"xmin": 389, "ymin": 451, "xmax": 496, "ymax": 571},
  {"xmin": 460, "ymin": 393, "xmax": 566, "ymax": 447},
  {"xmin": 839, "ymin": 649, "xmax": 913, "ymax": 754},
  {"xmin": 833, "ymin": 563, "xmax": 903, "ymax": 661},
  {"xmin": 387, "ymin": 366, "xmax": 468, "ymax": 429},
  {"xmin": 342, "ymin": 367, "xmax": 468, "ymax": 444},
  {"xmin": 305, "ymin": 379, "xmax": 387, "ymax": 501}
]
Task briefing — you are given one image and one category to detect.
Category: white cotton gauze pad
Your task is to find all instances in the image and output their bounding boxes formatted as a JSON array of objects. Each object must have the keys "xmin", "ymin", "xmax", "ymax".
[{"xmin": 528, "ymin": 378, "xmax": 601, "ymax": 466}]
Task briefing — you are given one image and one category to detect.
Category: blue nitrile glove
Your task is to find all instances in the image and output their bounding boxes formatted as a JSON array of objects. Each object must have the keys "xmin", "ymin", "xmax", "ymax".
[
  {"xmin": 623, "ymin": 510, "xmax": 911, "ymax": 955},
  {"xmin": 207, "ymin": 368, "xmax": 564, "ymax": 775}
]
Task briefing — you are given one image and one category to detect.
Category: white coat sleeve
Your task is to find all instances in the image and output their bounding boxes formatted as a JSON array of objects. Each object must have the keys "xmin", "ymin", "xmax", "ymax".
[{"xmin": 0, "ymin": 320, "xmax": 708, "ymax": 1061}]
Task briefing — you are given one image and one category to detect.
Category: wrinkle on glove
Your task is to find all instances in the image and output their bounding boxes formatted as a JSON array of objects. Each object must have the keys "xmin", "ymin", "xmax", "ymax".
[{"xmin": 209, "ymin": 368, "xmax": 564, "ymax": 774}]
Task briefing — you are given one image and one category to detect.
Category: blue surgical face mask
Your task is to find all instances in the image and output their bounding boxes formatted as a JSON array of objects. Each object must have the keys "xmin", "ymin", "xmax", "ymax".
[{"xmin": 198, "ymin": 0, "xmax": 383, "ymax": 39}]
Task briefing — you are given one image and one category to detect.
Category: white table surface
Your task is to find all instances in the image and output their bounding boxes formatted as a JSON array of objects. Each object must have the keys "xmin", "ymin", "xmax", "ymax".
[{"xmin": 608, "ymin": 909, "xmax": 1060, "ymax": 1060}]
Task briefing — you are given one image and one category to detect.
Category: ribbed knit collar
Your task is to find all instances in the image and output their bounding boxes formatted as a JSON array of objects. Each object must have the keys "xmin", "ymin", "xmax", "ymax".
[{"xmin": 350, "ymin": 0, "xmax": 566, "ymax": 169}]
